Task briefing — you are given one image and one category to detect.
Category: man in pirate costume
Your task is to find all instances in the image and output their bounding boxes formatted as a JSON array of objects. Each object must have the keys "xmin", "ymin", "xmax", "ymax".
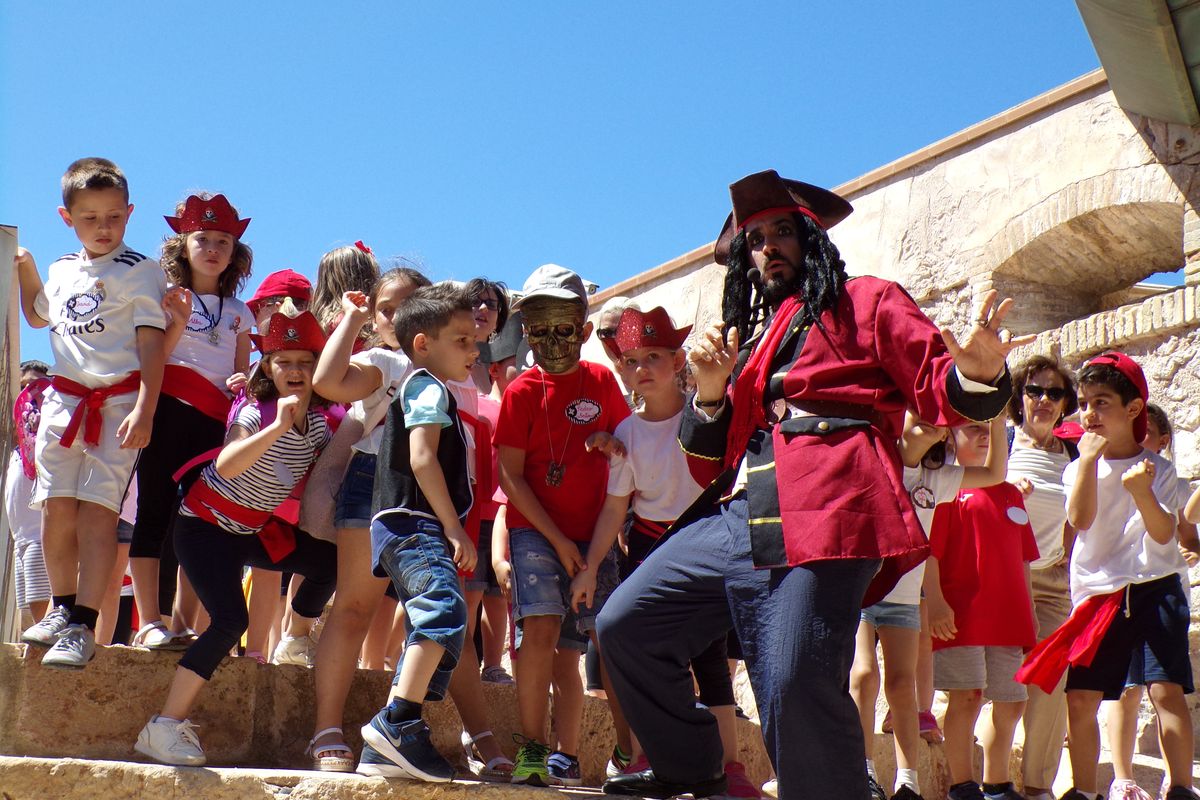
[{"xmin": 598, "ymin": 170, "xmax": 1028, "ymax": 800}]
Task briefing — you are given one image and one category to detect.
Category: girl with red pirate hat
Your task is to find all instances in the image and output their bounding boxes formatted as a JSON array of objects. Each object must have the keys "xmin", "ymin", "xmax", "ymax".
[
  {"xmin": 135, "ymin": 301, "xmax": 338, "ymax": 768},
  {"xmin": 128, "ymin": 193, "xmax": 254, "ymax": 651}
]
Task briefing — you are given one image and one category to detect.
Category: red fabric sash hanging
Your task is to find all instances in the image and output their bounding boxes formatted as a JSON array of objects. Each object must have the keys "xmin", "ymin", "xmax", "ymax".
[{"xmin": 51, "ymin": 372, "xmax": 142, "ymax": 448}]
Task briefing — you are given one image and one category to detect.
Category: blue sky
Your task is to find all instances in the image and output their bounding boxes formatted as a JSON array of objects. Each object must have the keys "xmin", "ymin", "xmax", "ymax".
[{"xmin": 2, "ymin": 3, "xmax": 1101, "ymax": 366}]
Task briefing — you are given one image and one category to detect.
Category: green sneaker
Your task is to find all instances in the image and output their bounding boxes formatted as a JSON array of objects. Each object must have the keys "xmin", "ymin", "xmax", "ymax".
[{"xmin": 511, "ymin": 736, "xmax": 551, "ymax": 786}]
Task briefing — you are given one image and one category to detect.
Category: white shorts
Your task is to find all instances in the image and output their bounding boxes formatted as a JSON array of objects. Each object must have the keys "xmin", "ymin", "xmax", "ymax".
[{"xmin": 33, "ymin": 387, "xmax": 139, "ymax": 514}]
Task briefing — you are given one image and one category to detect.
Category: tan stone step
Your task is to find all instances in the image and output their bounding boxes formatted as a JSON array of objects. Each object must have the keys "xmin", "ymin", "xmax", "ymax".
[
  {"xmin": 0, "ymin": 643, "xmax": 772, "ymax": 788},
  {"xmin": 0, "ymin": 755, "xmax": 599, "ymax": 800}
]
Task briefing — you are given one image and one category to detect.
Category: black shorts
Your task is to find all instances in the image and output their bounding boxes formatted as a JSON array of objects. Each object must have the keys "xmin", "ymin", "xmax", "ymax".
[{"xmin": 1066, "ymin": 574, "xmax": 1193, "ymax": 699}]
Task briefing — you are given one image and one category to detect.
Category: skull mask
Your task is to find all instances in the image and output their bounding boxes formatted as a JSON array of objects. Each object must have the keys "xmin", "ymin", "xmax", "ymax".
[{"xmin": 522, "ymin": 298, "xmax": 589, "ymax": 374}]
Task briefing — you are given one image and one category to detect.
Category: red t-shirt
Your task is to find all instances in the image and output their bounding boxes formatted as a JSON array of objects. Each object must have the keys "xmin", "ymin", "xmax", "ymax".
[
  {"xmin": 476, "ymin": 393, "xmax": 502, "ymax": 521},
  {"xmin": 929, "ymin": 482, "xmax": 1040, "ymax": 651},
  {"xmin": 494, "ymin": 361, "xmax": 630, "ymax": 540}
]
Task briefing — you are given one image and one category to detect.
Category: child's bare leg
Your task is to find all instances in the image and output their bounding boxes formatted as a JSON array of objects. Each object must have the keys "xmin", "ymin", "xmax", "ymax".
[
  {"xmin": 174, "ymin": 567, "xmax": 206, "ymax": 633},
  {"xmin": 1148, "ymin": 681, "xmax": 1194, "ymax": 789},
  {"xmin": 944, "ymin": 689, "xmax": 985, "ymax": 785},
  {"xmin": 481, "ymin": 593, "xmax": 509, "ymax": 670},
  {"xmin": 517, "ymin": 615, "xmax": 560, "ymax": 741},
  {"xmin": 161, "ymin": 665, "xmax": 208, "ymax": 721},
  {"xmin": 393, "ymin": 639, "xmax": 447, "ymax": 701},
  {"xmin": 1066, "ymin": 689, "xmax": 1104, "ymax": 793},
  {"xmin": 711, "ymin": 704, "xmax": 739, "ymax": 765},
  {"xmin": 41, "ymin": 498, "xmax": 80, "ymax": 597},
  {"xmin": 981, "ymin": 699, "xmax": 1025, "ymax": 783},
  {"xmin": 450, "ymin": 584, "xmax": 507, "ymax": 766},
  {"xmin": 244, "ymin": 567, "xmax": 282, "ymax": 657},
  {"xmin": 361, "ymin": 593, "xmax": 397, "ymax": 670},
  {"xmin": 552, "ymin": 647, "xmax": 584, "ymax": 754},
  {"xmin": 878, "ymin": 626, "xmax": 921, "ymax": 774},
  {"xmin": 130, "ymin": 555, "xmax": 163, "ymax": 626},
  {"xmin": 849, "ymin": 621, "xmax": 881, "ymax": 754},
  {"xmin": 75, "ymin": 501, "xmax": 119, "ymax": 614},
  {"xmin": 1106, "ymin": 685, "xmax": 1143, "ymax": 783},
  {"xmin": 96, "ymin": 541, "xmax": 130, "ymax": 645},
  {"xmin": 916, "ymin": 603, "xmax": 936, "ymax": 714},
  {"xmin": 28, "ymin": 599, "xmax": 49, "ymax": 623}
]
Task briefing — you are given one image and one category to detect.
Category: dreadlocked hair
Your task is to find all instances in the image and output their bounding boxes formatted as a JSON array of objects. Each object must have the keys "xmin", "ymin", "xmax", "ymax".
[{"xmin": 722, "ymin": 212, "xmax": 848, "ymax": 345}]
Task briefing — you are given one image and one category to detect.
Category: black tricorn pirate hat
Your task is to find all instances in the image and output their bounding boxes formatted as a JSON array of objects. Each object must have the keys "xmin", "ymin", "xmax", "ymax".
[{"xmin": 713, "ymin": 170, "xmax": 854, "ymax": 265}]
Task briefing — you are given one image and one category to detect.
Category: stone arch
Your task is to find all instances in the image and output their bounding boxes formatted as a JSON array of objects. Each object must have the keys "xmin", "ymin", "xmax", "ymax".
[{"xmin": 979, "ymin": 168, "xmax": 1184, "ymax": 335}]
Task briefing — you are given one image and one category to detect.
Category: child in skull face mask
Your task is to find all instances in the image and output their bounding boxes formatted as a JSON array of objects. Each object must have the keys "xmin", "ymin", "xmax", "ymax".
[{"xmin": 494, "ymin": 264, "xmax": 630, "ymax": 786}]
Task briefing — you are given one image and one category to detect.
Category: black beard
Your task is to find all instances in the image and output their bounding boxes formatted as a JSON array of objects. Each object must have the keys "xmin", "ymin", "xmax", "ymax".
[{"xmin": 761, "ymin": 270, "xmax": 803, "ymax": 307}]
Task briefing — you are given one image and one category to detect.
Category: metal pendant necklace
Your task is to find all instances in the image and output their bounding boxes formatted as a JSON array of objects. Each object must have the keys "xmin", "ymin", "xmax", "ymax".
[
  {"xmin": 193, "ymin": 292, "xmax": 225, "ymax": 346},
  {"xmin": 540, "ymin": 366, "xmax": 584, "ymax": 487}
]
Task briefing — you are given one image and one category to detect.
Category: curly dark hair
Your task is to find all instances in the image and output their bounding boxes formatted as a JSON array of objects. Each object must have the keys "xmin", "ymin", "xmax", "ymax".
[
  {"xmin": 721, "ymin": 212, "xmax": 848, "ymax": 345},
  {"xmin": 160, "ymin": 193, "xmax": 253, "ymax": 298},
  {"xmin": 1007, "ymin": 355, "xmax": 1078, "ymax": 425}
]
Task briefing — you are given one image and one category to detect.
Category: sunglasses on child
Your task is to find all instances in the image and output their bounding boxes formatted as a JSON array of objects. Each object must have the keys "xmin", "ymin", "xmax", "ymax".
[{"xmin": 1024, "ymin": 384, "xmax": 1068, "ymax": 403}]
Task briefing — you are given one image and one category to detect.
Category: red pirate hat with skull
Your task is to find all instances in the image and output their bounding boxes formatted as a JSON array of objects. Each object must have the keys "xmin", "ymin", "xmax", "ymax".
[
  {"xmin": 165, "ymin": 194, "xmax": 251, "ymax": 238},
  {"xmin": 614, "ymin": 306, "xmax": 692, "ymax": 355},
  {"xmin": 249, "ymin": 299, "xmax": 326, "ymax": 354},
  {"xmin": 713, "ymin": 170, "xmax": 853, "ymax": 266}
]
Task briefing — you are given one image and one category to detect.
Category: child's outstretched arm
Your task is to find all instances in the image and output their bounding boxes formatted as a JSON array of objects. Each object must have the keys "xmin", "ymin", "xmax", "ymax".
[
  {"xmin": 1184, "ymin": 482, "xmax": 1200, "ymax": 525},
  {"xmin": 410, "ymin": 422, "xmax": 477, "ymax": 572},
  {"xmin": 571, "ymin": 492, "xmax": 630, "ymax": 611},
  {"xmin": 12, "ymin": 248, "xmax": 48, "ymax": 328},
  {"xmin": 1121, "ymin": 460, "xmax": 1175, "ymax": 545},
  {"xmin": 498, "ymin": 444, "xmax": 585, "ymax": 576},
  {"xmin": 960, "ymin": 415, "xmax": 1008, "ymax": 489},
  {"xmin": 1067, "ymin": 432, "xmax": 1106, "ymax": 530},
  {"xmin": 118, "ymin": 326, "xmax": 165, "ymax": 449},
  {"xmin": 313, "ymin": 291, "xmax": 382, "ymax": 403},
  {"xmin": 216, "ymin": 394, "xmax": 302, "ymax": 478}
]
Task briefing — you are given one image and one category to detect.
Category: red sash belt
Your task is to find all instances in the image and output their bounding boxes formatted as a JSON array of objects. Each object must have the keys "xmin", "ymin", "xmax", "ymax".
[
  {"xmin": 183, "ymin": 480, "xmax": 298, "ymax": 562},
  {"xmin": 51, "ymin": 372, "xmax": 142, "ymax": 448},
  {"xmin": 631, "ymin": 515, "xmax": 671, "ymax": 541},
  {"xmin": 163, "ymin": 364, "xmax": 233, "ymax": 422},
  {"xmin": 1015, "ymin": 589, "xmax": 1123, "ymax": 694}
]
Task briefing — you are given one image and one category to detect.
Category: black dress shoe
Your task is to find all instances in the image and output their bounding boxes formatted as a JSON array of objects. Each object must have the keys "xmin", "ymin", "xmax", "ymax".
[{"xmin": 603, "ymin": 769, "xmax": 728, "ymax": 799}]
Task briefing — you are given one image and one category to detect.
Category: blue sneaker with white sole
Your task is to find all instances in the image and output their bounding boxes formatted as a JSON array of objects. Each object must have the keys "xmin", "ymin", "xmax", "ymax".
[
  {"xmin": 359, "ymin": 710, "xmax": 454, "ymax": 782},
  {"xmin": 356, "ymin": 741, "xmax": 410, "ymax": 778}
]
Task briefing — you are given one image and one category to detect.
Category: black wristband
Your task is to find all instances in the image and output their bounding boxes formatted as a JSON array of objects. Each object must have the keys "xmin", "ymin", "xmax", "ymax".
[{"xmin": 695, "ymin": 398, "xmax": 724, "ymax": 409}]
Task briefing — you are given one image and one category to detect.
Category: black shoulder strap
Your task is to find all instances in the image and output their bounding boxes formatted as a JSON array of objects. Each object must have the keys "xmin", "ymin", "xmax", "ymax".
[{"xmin": 1061, "ymin": 436, "xmax": 1080, "ymax": 461}]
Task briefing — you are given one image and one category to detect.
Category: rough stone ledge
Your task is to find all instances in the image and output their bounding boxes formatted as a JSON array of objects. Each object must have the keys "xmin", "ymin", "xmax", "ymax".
[{"xmin": 0, "ymin": 755, "xmax": 590, "ymax": 800}]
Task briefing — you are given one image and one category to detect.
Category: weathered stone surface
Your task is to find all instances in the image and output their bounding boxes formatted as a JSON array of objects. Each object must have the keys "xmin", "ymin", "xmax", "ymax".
[
  {"xmin": 0, "ymin": 644, "xmax": 771, "ymax": 789},
  {"xmin": 0, "ymin": 756, "xmax": 577, "ymax": 800}
]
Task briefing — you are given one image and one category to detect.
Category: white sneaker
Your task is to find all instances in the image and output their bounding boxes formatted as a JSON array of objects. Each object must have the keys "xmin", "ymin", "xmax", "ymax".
[
  {"xmin": 21, "ymin": 605, "xmax": 71, "ymax": 647},
  {"xmin": 135, "ymin": 716, "xmax": 206, "ymax": 766},
  {"xmin": 134, "ymin": 622, "xmax": 190, "ymax": 651},
  {"xmin": 272, "ymin": 634, "xmax": 316, "ymax": 667},
  {"xmin": 42, "ymin": 624, "xmax": 95, "ymax": 669}
]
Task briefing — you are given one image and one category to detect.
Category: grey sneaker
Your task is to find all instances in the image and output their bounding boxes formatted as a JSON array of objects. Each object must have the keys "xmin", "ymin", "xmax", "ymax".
[
  {"xmin": 134, "ymin": 716, "xmax": 206, "ymax": 766},
  {"xmin": 42, "ymin": 624, "xmax": 95, "ymax": 669},
  {"xmin": 21, "ymin": 605, "xmax": 70, "ymax": 647}
]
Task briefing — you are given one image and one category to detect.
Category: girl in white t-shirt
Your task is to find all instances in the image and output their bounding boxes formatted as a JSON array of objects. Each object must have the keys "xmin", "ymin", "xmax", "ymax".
[
  {"xmin": 850, "ymin": 412, "xmax": 1007, "ymax": 800},
  {"xmin": 129, "ymin": 193, "xmax": 253, "ymax": 650},
  {"xmin": 306, "ymin": 267, "xmax": 430, "ymax": 772}
]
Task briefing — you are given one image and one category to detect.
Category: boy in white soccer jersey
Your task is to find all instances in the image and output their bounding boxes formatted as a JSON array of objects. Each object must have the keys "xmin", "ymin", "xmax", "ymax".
[{"xmin": 12, "ymin": 157, "xmax": 166, "ymax": 669}]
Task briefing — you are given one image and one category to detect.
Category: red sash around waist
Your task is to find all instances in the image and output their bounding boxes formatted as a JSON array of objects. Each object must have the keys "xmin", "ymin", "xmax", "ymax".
[
  {"xmin": 183, "ymin": 480, "xmax": 298, "ymax": 562},
  {"xmin": 163, "ymin": 364, "xmax": 233, "ymax": 422},
  {"xmin": 51, "ymin": 372, "xmax": 142, "ymax": 448},
  {"xmin": 1015, "ymin": 589, "xmax": 1124, "ymax": 694}
]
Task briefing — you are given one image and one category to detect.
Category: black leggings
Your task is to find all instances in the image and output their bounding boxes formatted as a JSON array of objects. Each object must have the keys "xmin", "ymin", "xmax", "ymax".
[
  {"xmin": 174, "ymin": 514, "xmax": 336, "ymax": 680},
  {"xmin": 130, "ymin": 396, "xmax": 225, "ymax": 559},
  {"xmin": 628, "ymin": 527, "xmax": 734, "ymax": 707}
]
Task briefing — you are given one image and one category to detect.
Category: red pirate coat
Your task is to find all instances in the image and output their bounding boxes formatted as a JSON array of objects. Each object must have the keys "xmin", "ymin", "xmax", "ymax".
[{"xmin": 678, "ymin": 276, "xmax": 1011, "ymax": 605}]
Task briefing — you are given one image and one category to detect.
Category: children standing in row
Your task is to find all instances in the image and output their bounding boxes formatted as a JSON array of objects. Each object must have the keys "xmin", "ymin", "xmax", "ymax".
[{"xmin": 14, "ymin": 157, "xmax": 167, "ymax": 669}]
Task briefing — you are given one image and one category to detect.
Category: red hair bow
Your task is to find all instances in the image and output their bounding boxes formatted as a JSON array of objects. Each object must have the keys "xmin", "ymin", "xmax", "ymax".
[{"xmin": 354, "ymin": 240, "xmax": 373, "ymax": 256}]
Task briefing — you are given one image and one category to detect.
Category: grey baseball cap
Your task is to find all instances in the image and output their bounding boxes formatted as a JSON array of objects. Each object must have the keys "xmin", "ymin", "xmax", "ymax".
[{"xmin": 510, "ymin": 264, "xmax": 588, "ymax": 311}]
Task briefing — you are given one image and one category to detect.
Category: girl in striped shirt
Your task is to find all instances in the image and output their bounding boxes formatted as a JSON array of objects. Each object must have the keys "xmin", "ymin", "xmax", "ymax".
[{"xmin": 134, "ymin": 302, "xmax": 335, "ymax": 767}]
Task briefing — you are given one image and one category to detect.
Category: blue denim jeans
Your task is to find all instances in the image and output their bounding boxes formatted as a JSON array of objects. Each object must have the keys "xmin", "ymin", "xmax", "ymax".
[
  {"xmin": 597, "ymin": 495, "xmax": 880, "ymax": 799},
  {"xmin": 373, "ymin": 514, "xmax": 467, "ymax": 700},
  {"xmin": 334, "ymin": 451, "xmax": 376, "ymax": 529}
]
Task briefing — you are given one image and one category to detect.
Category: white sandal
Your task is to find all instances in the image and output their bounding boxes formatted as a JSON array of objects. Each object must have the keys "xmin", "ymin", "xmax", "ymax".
[
  {"xmin": 461, "ymin": 729, "xmax": 514, "ymax": 782},
  {"xmin": 306, "ymin": 727, "xmax": 356, "ymax": 773},
  {"xmin": 133, "ymin": 622, "xmax": 191, "ymax": 651}
]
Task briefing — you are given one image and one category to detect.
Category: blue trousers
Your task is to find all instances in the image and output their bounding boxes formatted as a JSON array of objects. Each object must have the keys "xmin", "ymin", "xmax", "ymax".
[{"xmin": 597, "ymin": 495, "xmax": 879, "ymax": 800}]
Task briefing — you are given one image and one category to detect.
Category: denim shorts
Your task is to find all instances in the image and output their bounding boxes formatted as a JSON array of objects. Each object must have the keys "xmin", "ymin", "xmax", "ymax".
[
  {"xmin": 334, "ymin": 451, "xmax": 376, "ymax": 529},
  {"xmin": 116, "ymin": 519, "xmax": 134, "ymax": 546},
  {"xmin": 860, "ymin": 600, "xmax": 921, "ymax": 631},
  {"xmin": 464, "ymin": 519, "xmax": 502, "ymax": 596},
  {"xmin": 373, "ymin": 514, "xmax": 468, "ymax": 700},
  {"xmin": 510, "ymin": 527, "xmax": 620, "ymax": 652}
]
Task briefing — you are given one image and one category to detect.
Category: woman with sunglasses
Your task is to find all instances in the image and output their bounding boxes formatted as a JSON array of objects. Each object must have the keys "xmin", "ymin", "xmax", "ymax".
[{"xmin": 1004, "ymin": 355, "xmax": 1080, "ymax": 800}]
